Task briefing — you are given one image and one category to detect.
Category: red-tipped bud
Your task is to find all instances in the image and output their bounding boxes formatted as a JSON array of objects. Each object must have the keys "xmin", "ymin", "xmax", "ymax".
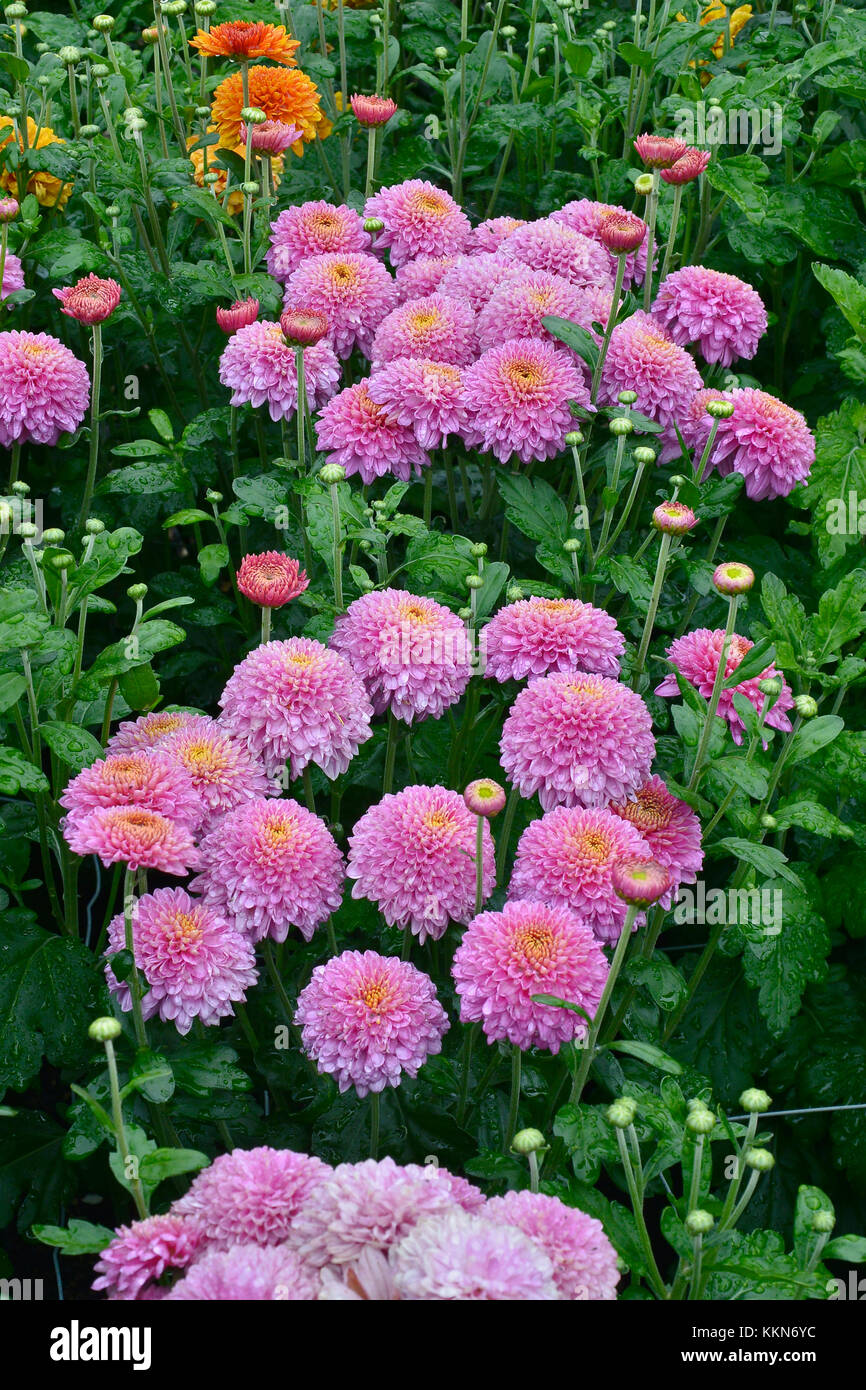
[
  {"xmin": 611, "ymin": 859, "xmax": 670, "ymax": 907},
  {"xmin": 216, "ymin": 297, "xmax": 260, "ymax": 333},
  {"xmin": 660, "ymin": 147, "xmax": 711, "ymax": 185},
  {"xmin": 280, "ymin": 308, "xmax": 329, "ymax": 347},
  {"xmin": 52, "ymin": 274, "xmax": 121, "ymax": 325},
  {"xmin": 350, "ymin": 93, "xmax": 398, "ymax": 127},
  {"xmin": 463, "ymin": 778, "xmax": 507, "ymax": 818},
  {"xmin": 0, "ymin": 197, "xmax": 19, "ymax": 223},
  {"xmin": 240, "ymin": 118, "xmax": 301, "ymax": 154},
  {"xmin": 598, "ymin": 209, "xmax": 647, "ymax": 254},
  {"xmin": 633, "ymin": 133, "xmax": 689, "ymax": 169},
  {"xmin": 236, "ymin": 551, "xmax": 309, "ymax": 608},
  {"xmin": 652, "ymin": 501, "xmax": 698, "ymax": 535}
]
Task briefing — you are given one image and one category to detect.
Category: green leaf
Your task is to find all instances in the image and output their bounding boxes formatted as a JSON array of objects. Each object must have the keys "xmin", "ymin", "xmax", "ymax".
[
  {"xmin": 773, "ymin": 799, "xmax": 854, "ymax": 839},
  {"xmin": 197, "ymin": 542, "xmax": 229, "ymax": 586},
  {"xmin": 0, "ymin": 1111, "xmax": 71, "ymax": 1232},
  {"xmin": 824, "ymin": 1235, "xmax": 866, "ymax": 1263},
  {"xmin": 138, "ymin": 1147, "xmax": 209, "ymax": 1185},
  {"xmin": 812, "ymin": 263, "xmax": 866, "ymax": 342},
  {"xmin": 121, "ymin": 1052, "xmax": 175, "ymax": 1105},
  {"xmin": 118, "ymin": 663, "xmax": 161, "ymax": 713},
  {"xmin": 605, "ymin": 1040, "xmax": 683, "ymax": 1074},
  {"xmin": 531, "ymin": 993, "xmax": 593, "ymax": 1025},
  {"xmin": 164, "ymin": 509, "xmax": 213, "ymax": 527},
  {"xmin": 0, "ymin": 673, "xmax": 26, "ymax": 712},
  {"xmin": 708, "ymin": 756, "xmax": 768, "ymax": 800},
  {"xmin": 742, "ymin": 876, "xmax": 830, "ymax": 1035},
  {"xmin": 0, "ymin": 748, "xmax": 49, "ymax": 796},
  {"xmin": 812, "ymin": 569, "xmax": 866, "ymax": 661},
  {"xmin": 705, "ymin": 155, "xmax": 769, "ymax": 221},
  {"xmin": 721, "ymin": 637, "xmax": 776, "ymax": 688},
  {"xmin": 787, "ymin": 715, "xmax": 844, "ymax": 766},
  {"xmin": 32, "ymin": 1218, "xmax": 115, "ymax": 1256},
  {"xmin": 541, "ymin": 314, "xmax": 599, "ymax": 369},
  {"xmin": 98, "ymin": 459, "xmax": 188, "ymax": 496},
  {"xmin": 169, "ymin": 1042, "xmax": 252, "ymax": 1097},
  {"xmin": 38, "ymin": 722, "xmax": 104, "ymax": 773},
  {"xmin": 715, "ymin": 839, "xmax": 802, "ymax": 886},
  {"xmin": 497, "ymin": 472, "xmax": 569, "ymax": 545}
]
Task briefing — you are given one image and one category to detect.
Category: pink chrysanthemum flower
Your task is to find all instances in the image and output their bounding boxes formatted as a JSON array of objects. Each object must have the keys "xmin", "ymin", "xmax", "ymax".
[
  {"xmin": 330, "ymin": 588, "xmax": 472, "ymax": 723},
  {"xmin": 159, "ymin": 714, "xmax": 278, "ymax": 822},
  {"xmin": 486, "ymin": 1191, "xmax": 619, "ymax": 1301},
  {"xmin": 315, "ymin": 379, "xmax": 428, "ymax": 483},
  {"xmin": 350, "ymin": 93, "xmax": 398, "ymax": 127},
  {"xmin": 0, "ymin": 329, "xmax": 90, "ymax": 447},
  {"xmin": 475, "ymin": 269, "xmax": 597, "ymax": 353},
  {"xmin": 438, "ymin": 253, "xmax": 523, "ymax": 314},
  {"xmin": 52, "ymin": 273, "xmax": 121, "ymax": 325},
  {"xmin": 106, "ymin": 710, "xmax": 198, "ymax": 755},
  {"xmin": 483, "ymin": 596, "xmax": 625, "ymax": 682},
  {"xmin": 500, "ymin": 671, "xmax": 655, "ymax": 811},
  {"xmin": 241, "ymin": 118, "xmax": 302, "ymax": 155},
  {"xmin": 461, "ymin": 337, "xmax": 591, "ymax": 465},
  {"xmin": 364, "ymin": 180, "xmax": 471, "ymax": 267},
  {"xmin": 656, "ymin": 628, "xmax": 795, "ymax": 744},
  {"xmin": 634, "ymin": 133, "xmax": 688, "ymax": 168},
  {"xmin": 295, "ymin": 949, "xmax": 449, "ymax": 1095},
  {"xmin": 167, "ymin": 1244, "xmax": 317, "ymax": 1301},
  {"xmin": 92, "ymin": 1215, "xmax": 203, "ymax": 1301},
  {"xmin": 687, "ymin": 387, "xmax": 815, "ymax": 500},
  {"xmin": 597, "ymin": 310, "xmax": 703, "ymax": 432},
  {"xmin": 452, "ymin": 899, "xmax": 608, "ymax": 1048},
  {"xmin": 370, "ymin": 292, "xmax": 476, "ymax": 368},
  {"xmin": 661, "ymin": 147, "xmax": 711, "ymax": 184},
  {"xmin": 59, "ymin": 751, "xmax": 202, "ymax": 830},
  {"xmin": 218, "ymin": 320, "xmax": 340, "ymax": 421},
  {"xmin": 282, "ymin": 252, "xmax": 397, "ymax": 358},
  {"xmin": 236, "ymin": 550, "xmax": 308, "ymax": 607},
  {"xmin": 467, "ymin": 216, "xmax": 527, "ymax": 254},
  {"xmin": 394, "ymin": 255, "xmax": 455, "ymax": 303},
  {"xmin": 1, "ymin": 250, "xmax": 23, "ymax": 298},
  {"xmin": 216, "ymin": 297, "xmax": 260, "ymax": 334},
  {"xmin": 172, "ymin": 1146, "xmax": 331, "ymax": 1250},
  {"xmin": 64, "ymin": 806, "xmax": 198, "ymax": 875},
  {"xmin": 347, "ymin": 784, "xmax": 495, "ymax": 942},
  {"xmin": 318, "ymin": 1247, "xmax": 398, "ymax": 1301},
  {"xmin": 609, "ymin": 775, "xmax": 703, "ymax": 888},
  {"xmin": 499, "ymin": 219, "xmax": 613, "ymax": 290},
  {"xmin": 289, "ymin": 1156, "xmax": 484, "ymax": 1268},
  {"xmin": 366, "ymin": 357, "xmax": 468, "ymax": 449},
  {"xmin": 653, "ymin": 267, "xmax": 767, "ymax": 367},
  {"xmin": 392, "ymin": 1211, "xmax": 559, "ymax": 1301},
  {"xmin": 266, "ymin": 201, "xmax": 371, "ymax": 281},
  {"xmin": 219, "ymin": 637, "xmax": 373, "ymax": 780},
  {"xmin": 191, "ymin": 796, "xmax": 344, "ymax": 943},
  {"xmin": 551, "ymin": 199, "xmax": 651, "ymax": 290},
  {"xmin": 508, "ymin": 806, "xmax": 653, "ymax": 943},
  {"xmin": 105, "ymin": 887, "xmax": 257, "ymax": 1034}
]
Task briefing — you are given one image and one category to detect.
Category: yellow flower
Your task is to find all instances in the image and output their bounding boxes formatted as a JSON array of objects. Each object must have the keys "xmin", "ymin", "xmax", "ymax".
[
  {"xmin": 0, "ymin": 117, "xmax": 73, "ymax": 208},
  {"xmin": 676, "ymin": 3, "xmax": 752, "ymax": 78}
]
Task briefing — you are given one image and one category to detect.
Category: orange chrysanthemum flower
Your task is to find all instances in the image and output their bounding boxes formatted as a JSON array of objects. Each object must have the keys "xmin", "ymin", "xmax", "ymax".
[
  {"xmin": 0, "ymin": 117, "xmax": 72, "ymax": 208},
  {"xmin": 212, "ymin": 66, "xmax": 331, "ymax": 153},
  {"xmin": 190, "ymin": 20, "xmax": 300, "ymax": 66},
  {"xmin": 187, "ymin": 128, "xmax": 284, "ymax": 214}
]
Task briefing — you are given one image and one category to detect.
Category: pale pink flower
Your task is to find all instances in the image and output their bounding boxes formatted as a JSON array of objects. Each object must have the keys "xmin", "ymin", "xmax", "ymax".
[
  {"xmin": 92, "ymin": 1215, "xmax": 203, "ymax": 1301},
  {"xmin": 686, "ymin": 387, "xmax": 815, "ymax": 500},
  {"xmin": 282, "ymin": 251, "xmax": 397, "ymax": 358},
  {"xmin": 499, "ymin": 219, "xmax": 613, "ymax": 289},
  {"xmin": 160, "ymin": 714, "xmax": 278, "ymax": 822},
  {"xmin": 266, "ymin": 201, "xmax": 371, "ymax": 281},
  {"xmin": 64, "ymin": 806, "xmax": 198, "ymax": 875},
  {"xmin": 370, "ymin": 292, "xmax": 476, "ymax": 368},
  {"xmin": 315, "ymin": 379, "xmax": 429, "ymax": 483},
  {"xmin": 467, "ymin": 216, "xmax": 526, "ymax": 254},
  {"xmin": 172, "ymin": 1146, "xmax": 331, "ymax": 1249},
  {"xmin": 653, "ymin": 266, "xmax": 767, "ymax": 366},
  {"xmin": 218, "ymin": 320, "xmax": 340, "ymax": 421},
  {"xmin": 364, "ymin": 179, "xmax": 471, "ymax": 266},
  {"xmin": 483, "ymin": 596, "xmax": 625, "ymax": 682},
  {"xmin": 0, "ymin": 329, "xmax": 90, "ymax": 447},
  {"xmin": 366, "ymin": 357, "xmax": 468, "ymax": 449},
  {"xmin": 438, "ymin": 253, "xmax": 523, "ymax": 313},
  {"xmin": 167, "ymin": 1244, "xmax": 317, "ymax": 1300},
  {"xmin": 486, "ymin": 1191, "xmax": 619, "ymax": 1300},
  {"xmin": 394, "ymin": 255, "xmax": 455, "ymax": 303},
  {"xmin": 1, "ymin": 250, "xmax": 23, "ymax": 298},
  {"xmin": 608, "ymin": 775, "xmax": 703, "ymax": 888},
  {"xmin": 106, "ymin": 710, "xmax": 199, "ymax": 755},
  {"xmin": 59, "ymin": 751, "xmax": 202, "ymax": 829},
  {"xmin": 475, "ymin": 269, "xmax": 600, "ymax": 353},
  {"xmin": 392, "ymin": 1211, "xmax": 559, "ymax": 1300},
  {"xmin": 656, "ymin": 628, "xmax": 795, "ymax": 744},
  {"xmin": 597, "ymin": 310, "xmax": 703, "ymax": 432}
]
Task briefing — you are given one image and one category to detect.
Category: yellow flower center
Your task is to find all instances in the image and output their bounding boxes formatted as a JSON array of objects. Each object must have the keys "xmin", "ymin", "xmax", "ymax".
[
  {"xmin": 328, "ymin": 261, "xmax": 358, "ymax": 289},
  {"xmin": 576, "ymin": 829, "xmax": 612, "ymax": 862},
  {"xmin": 168, "ymin": 910, "xmax": 204, "ymax": 945},
  {"xmin": 412, "ymin": 192, "xmax": 448, "ymax": 217},
  {"xmin": 407, "ymin": 310, "xmax": 440, "ymax": 333},
  {"xmin": 515, "ymin": 922, "xmax": 555, "ymax": 967}
]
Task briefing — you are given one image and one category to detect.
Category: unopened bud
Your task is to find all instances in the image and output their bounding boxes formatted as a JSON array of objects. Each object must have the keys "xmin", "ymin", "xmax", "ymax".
[
  {"xmin": 42, "ymin": 527, "xmax": 65, "ymax": 545},
  {"xmin": 92, "ymin": 13, "xmax": 115, "ymax": 31},
  {"xmin": 739, "ymin": 1087, "xmax": 771, "ymax": 1113},
  {"xmin": 686, "ymin": 1209, "xmax": 715, "ymax": 1237},
  {"xmin": 607, "ymin": 1097, "xmax": 638, "ymax": 1128},
  {"xmin": 59, "ymin": 45, "xmax": 83, "ymax": 65},
  {"xmin": 634, "ymin": 446, "xmax": 656, "ymax": 466},
  {"xmin": 609, "ymin": 415, "xmax": 634, "ymax": 436},
  {"xmin": 635, "ymin": 172, "xmax": 654, "ymax": 195},
  {"xmin": 364, "ymin": 217, "xmax": 384, "ymax": 234},
  {"xmin": 744, "ymin": 1147, "xmax": 775, "ymax": 1172},
  {"xmin": 510, "ymin": 1127, "xmax": 547, "ymax": 1155},
  {"xmin": 565, "ymin": 430, "xmax": 584, "ymax": 447},
  {"xmin": 686, "ymin": 1106, "xmax": 716, "ymax": 1135},
  {"xmin": 320, "ymin": 463, "xmax": 346, "ymax": 486},
  {"xmin": 465, "ymin": 573, "xmax": 483, "ymax": 590},
  {"xmin": 127, "ymin": 582, "xmax": 148, "ymax": 602},
  {"xmin": 812, "ymin": 1210, "xmax": 835, "ymax": 1234},
  {"xmin": 706, "ymin": 398, "xmax": 735, "ymax": 419},
  {"xmin": 793, "ymin": 693, "xmax": 818, "ymax": 718},
  {"xmin": 88, "ymin": 1015, "xmax": 122, "ymax": 1042},
  {"xmin": 85, "ymin": 518, "xmax": 106, "ymax": 534}
]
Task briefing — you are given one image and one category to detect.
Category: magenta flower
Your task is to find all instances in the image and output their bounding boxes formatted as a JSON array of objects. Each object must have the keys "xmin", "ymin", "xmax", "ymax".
[
  {"xmin": 370, "ymin": 292, "xmax": 476, "ymax": 368},
  {"xmin": 1, "ymin": 250, "xmax": 23, "ymax": 298},
  {"xmin": 295, "ymin": 949, "xmax": 449, "ymax": 1095},
  {"xmin": 64, "ymin": 806, "xmax": 198, "ymax": 875},
  {"xmin": 59, "ymin": 751, "xmax": 202, "ymax": 830},
  {"xmin": 467, "ymin": 216, "xmax": 526, "ymax": 254},
  {"xmin": 609, "ymin": 775, "xmax": 703, "ymax": 888},
  {"xmin": 167, "ymin": 1244, "xmax": 317, "ymax": 1301},
  {"xmin": 508, "ymin": 806, "xmax": 654, "ymax": 943},
  {"xmin": 160, "ymin": 715, "xmax": 280, "ymax": 822},
  {"xmin": 661, "ymin": 148, "xmax": 711, "ymax": 184},
  {"xmin": 364, "ymin": 179, "xmax": 471, "ymax": 266},
  {"xmin": 633, "ymin": 133, "xmax": 688, "ymax": 168},
  {"xmin": 656, "ymin": 628, "xmax": 795, "ymax": 744},
  {"xmin": 366, "ymin": 357, "xmax": 468, "ymax": 450},
  {"xmin": 105, "ymin": 887, "xmax": 257, "ymax": 1033},
  {"xmin": 499, "ymin": 219, "xmax": 613, "ymax": 289},
  {"xmin": 687, "ymin": 386, "xmax": 815, "ymax": 500},
  {"xmin": 0, "ymin": 329, "xmax": 90, "ymax": 447},
  {"xmin": 486, "ymin": 1191, "xmax": 619, "ymax": 1300},
  {"xmin": 216, "ymin": 297, "xmax": 260, "ymax": 334},
  {"xmin": 350, "ymin": 93, "xmax": 398, "ymax": 127},
  {"xmin": 500, "ymin": 671, "xmax": 655, "ymax": 811},
  {"xmin": 392, "ymin": 1211, "xmax": 559, "ymax": 1300},
  {"xmin": 653, "ymin": 266, "xmax": 767, "ymax": 367},
  {"xmin": 106, "ymin": 710, "xmax": 198, "ymax": 755},
  {"xmin": 236, "ymin": 551, "xmax": 308, "ymax": 607},
  {"xmin": 394, "ymin": 255, "xmax": 455, "ymax": 303},
  {"xmin": 218, "ymin": 320, "xmax": 340, "ymax": 421},
  {"xmin": 439, "ymin": 253, "xmax": 523, "ymax": 313},
  {"xmin": 52, "ymin": 273, "xmax": 121, "ymax": 325},
  {"xmin": 171, "ymin": 1146, "xmax": 331, "ymax": 1249},
  {"xmin": 282, "ymin": 251, "xmax": 397, "ymax": 358},
  {"xmin": 597, "ymin": 310, "xmax": 702, "ymax": 431},
  {"xmin": 92, "ymin": 1215, "xmax": 203, "ymax": 1300},
  {"xmin": 461, "ymin": 337, "xmax": 591, "ymax": 465},
  {"xmin": 219, "ymin": 637, "xmax": 373, "ymax": 780},
  {"xmin": 452, "ymin": 899, "xmax": 608, "ymax": 1048},
  {"xmin": 330, "ymin": 588, "xmax": 472, "ymax": 723},
  {"xmin": 552, "ymin": 199, "xmax": 652, "ymax": 291},
  {"xmin": 483, "ymin": 596, "xmax": 625, "ymax": 683},
  {"xmin": 241, "ymin": 118, "xmax": 302, "ymax": 155},
  {"xmin": 347, "ymin": 784, "xmax": 495, "ymax": 942},
  {"xmin": 315, "ymin": 379, "xmax": 429, "ymax": 483},
  {"xmin": 475, "ymin": 269, "xmax": 598, "ymax": 354},
  {"xmin": 191, "ymin": 796, "xmax": 344, "ymax": 943},
  {"xmin": 266, "ymin": 201, "xmax": 371, "ymax": 281}
]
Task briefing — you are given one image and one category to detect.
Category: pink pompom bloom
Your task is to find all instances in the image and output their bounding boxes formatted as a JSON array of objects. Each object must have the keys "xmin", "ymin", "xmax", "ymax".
[
  {"xmin": 295, "ymin": 949, "xmax": 449, "ymax": 1095},
  {"xmin": 1, "ymin": 250, "xmax": 23, "ymax": 298},
  {"xmin": 240, "ymin": 118, "xmax": 301, "ymax": 154},
  {"xmin": 508, "ymin": 805, "xmax": 653, "ymax": 943},
  {"xmin": 486, "ymin": 1191, "xmax": 619, "ymax": 1301},
  {"xmin": 280, "ymin": 308, "xmax": 329, "ymax": 347},
  {"xmin": 687, "ymin": 386, "xmax": 815, "ymax": 501},
  {"xmin": 467, "ymin": 216, "xmax": 526, "ymax": 254},
  {"xmin": 633, "ymin": 133, "xmax": 688, "ymax": 168},
  {"xmin": 653, "ymin": 267, "xmax": 767, "ymax": 367},
  {"xmin": 461, "ymin": 337, "xmax": 591, "ymax": 465},
  {"xmin": 64, "ymin": 805, "xmax": 198, "ymax": 875},
  {"xmin": 350, "ymin": 93, "xmax": 398, "ymax": 126},
  {"xmin": 318, "ymin": 1247, "xmax": 399, "ymax": 1301},
  {"xmin": 160, "ymin": 714, "xmax": 278, "ymax": 821},
  {"xmin": 236, "ymin": 550, "xmax": 308, "ymax": 607},
  {"xmin": 475, "ymin": 269, "xmax": 598, "ymax": 353},
  {"xmin": 219, "ymin": 320, "xmax": 340, "ymax": 422},
  {"xmin": 661, "ymin": 147, "xmax": 711, "ymax": 184},
  {"xmin": 315, "ymin": 378, "xmax": 428, "ymax": 483},
  {"xmin": 106, "ymin": 710, "xmax": 199, "ymax": 755},
  {"xmin": 93, "ymin": 1215, "xmax": 203, "ymax": 1301},
  {"xmin": 597, "ymin": 310, "xmax": 703, "ymax": 433},
  {"xmin": 394, "ymin": 255, "xmax": 455, "ymax": 303},
  {"xmin": 392, "ymin": 1211, "xmax": 559, "ymax": 1301},
  {"xmin": 453, "ymin": 899, "xmax": 608, "ymax": 1050},
  {"xmin": 656, "ymin": 628, "xmax": 795, "ymax": 744},
  {"xmin": 347, "ymin": 784, "xmax": 495, "ymax": 943},
  {"xmin": 499, "ymin": 219, "xmax": 613, "ymax": 290},
  {"xmin": 191, "ymin": 796, "xmax": 344, "ymax": 943},
  {"xmin": 105, "ymin": 886, "xmax": 257, "ymax": 1034},
  {"xmin": 612, "ymin": 857, "xmax": 671, "ymax": 907},
  {"xmin": 483, "ymin": 596, "xmax": 625, "ymax": 682},
  {"xmin": 439, "ymin": 253, "xmax": 523, "ymax": 313},
  {"xmin": 364, "ymin": 179, "xmax": 471, "ymax": 267},
  {"xmin": 597, "ymin": 210, "xmax": 647, "ymax": 255},
  {"xmin": 0, "ymin": 329, "xmax": 90, "ymax": 447},
  {"xmin": 167, "ymin": 1243, "xmax": 317, "ymax": 1301},
  {"xmin": 219, "ymin": 637, "xmax": 373, "ymax": 780},
  {"xmin": 609, "ymin": 775, "xmax": 703, "ymax": 888},
  {"xmin": 366, "ymin": 357, "xmax": 468, "ymax": 449},
  {"xmin": 59, "ymin": 751, "xmax": 202, "ymax": 830},
  {"xmin": 289, "ymin": 1156, "xmax": 485, "ymax": 1268},
  {"xmin": 551, "ymin": 200, "xmax": 651, "ymax": 291},
  {"xmin": 464, "ymin": 777, "xmax": 507, "ymax": 817},
  {"xmin": 282, "ymin": 251, "xmax": 397, "ymax": 359},
  {"xmin": 53, "ymin": 273, "xmax": 121, "ymax": 325},
  {"xmin": 500, "ymin": 671, "xmax": 655, "ymax": 812},
  {"xmin": 370, "ymin": 292, "xmax": 476, "ymax": 368},
  {"xmin": 266, "ymin": 202, "xmax": 372, "ymax": 281},
  {"xmin": 216, "ymin": 297, "xmax": 260, "ymax": 334},
  {"xmin": 172, "ymin": 1145, "xmax": 331, "ymax": 1250},
  {"xmin": 330, "ymin": 588, "xmax": 472, "ymax": 723}
]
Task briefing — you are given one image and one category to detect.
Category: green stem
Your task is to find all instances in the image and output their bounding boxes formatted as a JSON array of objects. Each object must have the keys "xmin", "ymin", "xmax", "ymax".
[
  {"xmin": 122, "ymin": 867, "xmax": 149, "ymax": 1050},
  {"xmin": 686, "ymin": 593, "xmax": 739, "ymax": 790},
  {"xmin": 76, "ymin": 323, "xmax": 103, "ymax": 533},
  {"xmin": 505, "ymin": 1045, "xmax": 522, "ymax": 1149},
  {"xmin": 570, "ymin": 904, "xmax": 639, "ymax": 1104},
  {"xmin": 369, "ymin": 1091, "xmax": 380, "ymax": 1159},
  {"xmin": 591, "ymin": 253, "xmax": 627, "ymax": 402},
  {"xmin": 631, "ymin": 532, "xmax": 673, "ymax": 688},
  {"xmin": 104, "ymin": 1037, "xmax": 148, "ymax": 1220}
]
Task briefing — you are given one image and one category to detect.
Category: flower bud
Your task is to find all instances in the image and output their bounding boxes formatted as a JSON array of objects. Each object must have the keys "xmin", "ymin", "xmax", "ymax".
[
  {"xmin": 760, "ymin": 813, "xmax": 778, "ymax": 831},
  {"xmin": 48, "ymin": 551, "xmax": 74, "ymax": 571},
  {"xmin": 5, "ymin": 3, "xmax": 27, "ymax": 18},
  {"xmin": 127, "ymin": 582, "xmax": 148, "ymax": 602},
  {"xmin": 350, "ymin": 94, "xmax": 398, "ymax": 127},
  {"xmin": 744, "ymin": 1147, "xmax": 775, "ymax": 1172},
  {"xmin": 706, "ymin": 398, "xmax": 735, "ymax": 419},
  {"xmin": 563, "ymin": 537, "xmax": 581, "ymax": 555},
  {"xmin": 598, "ymin": 210, "xmax": 647, "ymax": 255},
  {"xmin": 686, "ymin": 1106, "xmax": 716, "ymax": 1135},
  {"xmin": 685, "ymin": 1209, "xmax": 715, "ymax": 1237},
  {"xmin": 465, "ymin": 573, "xmax": 483, "ymax": 590},
  {"xmin": 611, "ymin": 858, "xmax": 670, "ymax": 906},
  {"xmin": 470, "ymin": 542, "xmax": 488, "ymax": 559},
  {"xmin": 280, "ymin": 308, "xmax": 328, "ymax": 347},
  {"xmin": 240, "ymin": 181, "xmax": 260, "ymax": 197},
  {"xmin": 79, "ymin": 124, "xmax": 100, "ymax": 140},
  {"xmin": 652, "ymin": 501, "xmax": 697, "ymax": 535},
  {"xmin": 633, "ymin": 446, "xmax": 656, "ymax": 466},
  {"xmin": 564, "ymin": 430, "xmax": 584, "ymax": 447},
  {"xmin": 457, "ymin": 606, "xmax": 471, "ymax": 621},
  {"xmin": 634, "ymin": 172, "xmax": 654, "ymax": 196},
  {"xmin": 216, "ymin": 298, "xmax": 259, "ymax": 334},
  {"xmin": 92, "ymin": 13, "xmax": 115, "ymax": 31},
  {"xmin": 205, "ymin": 488, "xmax": 223, "ymax": 504},
  {"xmin": 194, "ymin": 0, "xmax": 216, "ymax": 12},
  {"xmin": 364, "ymin": 216, "xmax": 385, "ymax": 234},
  {"xmin": 618, "ymin": 390, "xmax": 637, "ymax": 405},
  {"xmin": 501, "ymin": 25, "xmax": 517, "ymax": 38},
  {"xmin": 320, "ymin": 462, "xmax": 346, "ymax": 486},
  {"xmin": 11, "ymin": 479, "xmax": 28, "ymax": 495},
  {"xmin": 91, "ymin": 63, "xmax": 111, "ymax": 79},
  {"xmin": 712, "ymin": 561, "xmax": 754, "ymax": 595},
  {"xmin": 18, "ymin": 522, "xmax": 38, "ymax": 540},
  {"xmin": 85, "ymin": 518, "xmax": 106, "ymax": 534},
  {"xmin": 505, "ymin": 583, "xmax": 524, "ymax": 603},
  {"xmin": 88, "ymin": 1015, "xmax": 122, "ymax": 1042},
  {"xmin": 42, "ymin": 527, "xmax": 65, "ymax": 545},
  {"xmin": 0, "ymin": 197, "xmax": 19, "ymax": 223},
  {"xmin": 757, "ymin": 676, "xmax": 783, "ymax": 700},
  {"xmin": 510, "ymin": 1127, "xmax": 547, "ymax": 1155},
  {"xmin": 241, "ymin": 106, "xmax": 267, "ymax": 125},
  {"xmin": 59, "ymin": 45, "xmax": 83, "ymax": 65},
  {"xmin": 606, "ymin": 1097, "xmax": 638, "ymax": 1128},
  {"xmin": 739, "ymin": 1088, "xmax": 771, "ymax": 1114},
  {"xmin": 464, "ymin": 778, "xmax": 506, "ymax": 818},
  {"xmin": 195, "ymin": 105, "xmax": 212, "ymax": 120},
  {"xmin": 633, "ymin": 133, "xmax": 688, "ymax": 169},
  {"xmin": 812, "ymin": 1210, "xmax": 835, "ymax": 1234},
  {"xmin": 793, "ymin": 693, "xmax": 818, "ymax": 718},
  {"xmin": 608, "ymin": 415, "xmax": 634, "ymax": 436},
  {"xmin": 433, "ymin": 45, "xmax": 448, "ymax": 59}
]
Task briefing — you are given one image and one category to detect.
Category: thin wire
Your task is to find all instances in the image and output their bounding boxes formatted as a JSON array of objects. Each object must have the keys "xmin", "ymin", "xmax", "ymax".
[
  {"xmin": 728, "ymin": 1102, "xmax": 866, "ymax": 1121},
  {"xmin": 84, "ymin": 854, "xmax": 101, "ymax": 950}
]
